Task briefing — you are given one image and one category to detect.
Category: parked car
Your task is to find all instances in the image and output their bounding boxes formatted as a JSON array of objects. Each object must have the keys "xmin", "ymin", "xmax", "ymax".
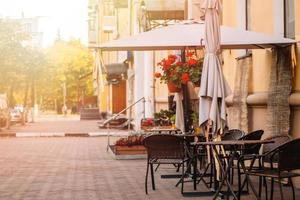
[
  {"xmin": 10, "ymin": 107, "xmax": 28, "ymax": 124},
  {"xmin": 0, "ymin": 94, "xmax": 9, "ymax": 129},
  {"xmin": 10, "ymin": 109, "xmax": 22, "ymax": 123}
]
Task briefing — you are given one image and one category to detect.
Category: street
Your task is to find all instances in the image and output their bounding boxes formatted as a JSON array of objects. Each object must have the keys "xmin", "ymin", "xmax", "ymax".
[{"xmin": 0, "ymin": 113, "xmax": 128, "ymax": 137}]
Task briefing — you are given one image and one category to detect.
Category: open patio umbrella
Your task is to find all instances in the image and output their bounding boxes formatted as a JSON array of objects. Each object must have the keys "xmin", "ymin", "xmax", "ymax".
[
  {"xmin": 94, "ymin": 23, "xmax": 295, "ymax": 51},
  {"xmin": 199, "ymin": 0, "xmax": 231, "ymax": 135}
]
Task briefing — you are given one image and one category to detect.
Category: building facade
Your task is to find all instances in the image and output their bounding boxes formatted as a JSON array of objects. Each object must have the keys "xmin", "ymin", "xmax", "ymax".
[{"xmin": 89, "ymin": 0, "xmax": 300, "ymax": 138}]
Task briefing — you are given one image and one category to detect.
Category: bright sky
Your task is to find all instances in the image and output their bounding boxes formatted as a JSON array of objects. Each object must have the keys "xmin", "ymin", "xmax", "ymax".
[{"xmin": 0, "ymin": 0, "xmax": 88, "ymax": 47}]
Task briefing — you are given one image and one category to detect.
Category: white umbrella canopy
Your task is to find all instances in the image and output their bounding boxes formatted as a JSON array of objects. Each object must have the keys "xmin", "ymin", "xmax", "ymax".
[
  {"xmin": 199, "ymin": 0, "xmax": 230, "ymax": 134},
  {"xmin": 94, "ymin": 22, "xmax": 295, "ymax": 51}
]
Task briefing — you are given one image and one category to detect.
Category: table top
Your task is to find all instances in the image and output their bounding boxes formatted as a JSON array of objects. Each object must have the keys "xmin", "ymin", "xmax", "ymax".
[
  {"xmin": 144, "ymin": 127, "xmax": 180, "ymax": 132},
  {"xmin": 192, "ymin": 139, "xmax": 274, "ymax": 146}
]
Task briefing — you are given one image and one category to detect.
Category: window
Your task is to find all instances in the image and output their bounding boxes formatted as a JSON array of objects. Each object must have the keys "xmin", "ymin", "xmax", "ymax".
[{"xmin": 284, "ymin": 0, "xmax": 295, "ymax": 39}]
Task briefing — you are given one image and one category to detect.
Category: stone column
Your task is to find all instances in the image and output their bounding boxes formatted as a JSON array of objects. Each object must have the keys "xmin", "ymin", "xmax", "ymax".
[
  {"xmin": 144, "ymin": 51, "xmax": 155, "ymax": 118},
  {"xmin": 134, "ymin": 52, "xmax": 145, "ymax": 130}
]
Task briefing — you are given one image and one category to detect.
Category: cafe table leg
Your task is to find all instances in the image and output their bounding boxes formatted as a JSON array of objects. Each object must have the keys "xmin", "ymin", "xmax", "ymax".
[
  {"xmin": 239, "ymin": 158, "xmax": 260, "ymax": 199},
  {"xmin": 212, "ymin": 145, "xmax": 238, "ymax": 200}
]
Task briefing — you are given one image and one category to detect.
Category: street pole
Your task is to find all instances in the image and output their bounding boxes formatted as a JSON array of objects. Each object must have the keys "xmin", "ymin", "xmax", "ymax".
[{"xmin": 63, "ymin": 82, "xmax": 67, "ymax": 116}]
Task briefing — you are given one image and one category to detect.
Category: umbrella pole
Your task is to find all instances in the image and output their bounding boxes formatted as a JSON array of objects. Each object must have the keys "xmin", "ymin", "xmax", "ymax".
[
  {"xmin": 181, "ymin": 50, "xmax": 192, "ymax": 133},
  {"xmin": 203, "ymin": 123, "xmax": 211, "ymax": 164}
]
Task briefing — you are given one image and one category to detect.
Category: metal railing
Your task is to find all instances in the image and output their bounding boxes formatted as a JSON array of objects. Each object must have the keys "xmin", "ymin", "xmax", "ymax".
[{"xmin": 106, "ymin": 97, "xmax": 145, "ymax": 151}]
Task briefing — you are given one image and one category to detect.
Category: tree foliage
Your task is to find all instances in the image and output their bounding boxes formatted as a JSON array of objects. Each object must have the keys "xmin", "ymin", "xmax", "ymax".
[
  {"xmin": 43, "ymin": 39, "xmax": 94, "ymax": 111},
  {"xmin": 0, "ymin": 19, "xmax": 94, "ymax": 111}
]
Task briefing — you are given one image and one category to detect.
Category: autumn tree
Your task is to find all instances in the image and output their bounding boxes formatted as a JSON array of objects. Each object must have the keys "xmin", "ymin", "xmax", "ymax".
[
  {"xmin": 0, "ymin": 19, "xmax": 33, "ymax": 107},
  {"xmin": 44, "ymin": 39, "xmax": 94, "ymax": 112}
]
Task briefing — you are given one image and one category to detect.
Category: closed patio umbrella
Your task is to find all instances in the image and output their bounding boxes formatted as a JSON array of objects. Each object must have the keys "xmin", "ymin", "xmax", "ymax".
[
  {"xmin": 174, "ymin": 91, "xmax": 185, "ymax": 133},
  {"xmin": 199, "ymin": 0, "xmax": 231, "ymax": 134}
]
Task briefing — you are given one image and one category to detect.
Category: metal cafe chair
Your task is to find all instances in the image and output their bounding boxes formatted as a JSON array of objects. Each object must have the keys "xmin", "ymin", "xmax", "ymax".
[
  {"xmin": 243, "ymin": 137, "xmax": 300, "ymax": 200},
  {"xmin": 258, "ymin": 134, "xmax": 291, "ymax": 199},
  {"xmin": 233, "ymin": 129, "xmax": 264, "ymax": 197},
  {"xmin": 143, "ymin": 134, "xmax": 190, "ymax": 194},
  {"xmin": 221, "ymin": 129, "xmax": 245, "ymax": 183},
  {"xmin": 237, "ymin": 134, "xmax": 291, "ymax": 199}
]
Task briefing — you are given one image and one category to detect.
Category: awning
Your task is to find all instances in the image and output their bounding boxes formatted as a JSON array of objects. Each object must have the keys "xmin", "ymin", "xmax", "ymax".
[
  {"xmin": 105, "ymin": 62, "xmax": 128, "ymax": 84},
  {"xmin": 92, "ymin": 22, "xmax": 296, "ymax": 51}
]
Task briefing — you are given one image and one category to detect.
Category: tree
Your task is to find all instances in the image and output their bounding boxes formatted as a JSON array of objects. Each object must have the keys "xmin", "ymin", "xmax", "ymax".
[
  {"xmin": 0, "ymin": 19, "xmax": 32, "ymax": 107},
  {"xmin": 44, "ymin": 39, "xmax": 94, "ymax": 112},
  {"xmin": 0, "ymin": 19, "xmax": 94, "ymax": 113}
]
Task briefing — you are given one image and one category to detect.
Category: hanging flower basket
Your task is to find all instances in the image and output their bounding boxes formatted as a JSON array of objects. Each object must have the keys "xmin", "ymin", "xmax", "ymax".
[
  {"xmin": 167, "ymin": 82, "xmax": 181, "ymax": 93},
  {"xmin": 154, "ymin": 53, "xmax": 203, "ymax": 91}
]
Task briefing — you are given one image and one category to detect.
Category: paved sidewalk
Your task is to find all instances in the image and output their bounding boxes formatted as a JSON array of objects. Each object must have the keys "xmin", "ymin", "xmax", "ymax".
[
  {"xmin": 0, "ymin": 137, "xmax": 298, "ymax": 200},
  {"xmin": 0, "ymin": 114, "xmax": 128, "ymax": 137}
]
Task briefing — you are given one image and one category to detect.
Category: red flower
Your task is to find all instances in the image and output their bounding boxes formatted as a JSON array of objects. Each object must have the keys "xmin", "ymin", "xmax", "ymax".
[
  {"xmin": 154, "ymin": 72, "xmax": 162, "ymax": 78},
  {"xmin": 162, "ymin": 64, "xmax": 170, "ymax": 71},
  {"xmin": 176, "ymin": 61, "xmax": 183, "ymax": 66},
  {"xmin": 165, "ymin": 59, "xmax": 173, "ymax": 66},
  {"xmin": 181, "ymin": 73, "xmax": 190, "ymax": 83},
  {"xmin": 147, "ymin": 118, "xmax": 153, "ymax": 124},
  {"xmin": 167, "ymin": 55, "xmax": 177, "ymax": 64},
  {"xmin": 186, "ymin": 52, "xmax": 194, "ymax": 57},
  {"xmin": 188, "ymin": 58, "xmax": 197, "ymax": 66},
  {"xmin": 168, "ymin": 54, "xmax": 177, "ymax": 60}
]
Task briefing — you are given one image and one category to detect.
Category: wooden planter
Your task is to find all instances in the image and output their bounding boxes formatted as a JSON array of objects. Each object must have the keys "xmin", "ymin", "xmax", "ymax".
[
  {"xmin": 115, "ymin": 145, "xmax": 146, "ymax": 155},
  {"xmin": 109, "ymin": 145, "xmax": 147, "ymax": 160}
]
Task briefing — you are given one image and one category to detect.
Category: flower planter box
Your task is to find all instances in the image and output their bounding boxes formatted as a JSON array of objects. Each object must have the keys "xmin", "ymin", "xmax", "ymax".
[
  {"xmin": 108, "ymin": 145, "xmax": 147, "ymax": 160},
  {"xmin": 115, "ymin": 145, "xmax": 146, "ymax": 155}
]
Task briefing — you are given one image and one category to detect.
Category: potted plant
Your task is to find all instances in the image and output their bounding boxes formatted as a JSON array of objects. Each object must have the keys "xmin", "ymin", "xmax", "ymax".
[
  {"xmin": 191, "ymin": 111, "xmax": 201, "ymax": 135},
  {"xmin": 154, "ymin": 52, "xmax": 202, "ymax": 92},
  {"xmin": 153, "ymin": 109, "xmax": 175, "ymax": 127}
]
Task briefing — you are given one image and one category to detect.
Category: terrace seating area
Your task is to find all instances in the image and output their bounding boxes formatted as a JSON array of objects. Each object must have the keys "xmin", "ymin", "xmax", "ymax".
[
  {"xmin": 0, "ymin": 136, "xmax": 299, "ymax": 199},
  {"xmin": 142, "ymin": 130, "xmax": 300, "ymax": 199}
]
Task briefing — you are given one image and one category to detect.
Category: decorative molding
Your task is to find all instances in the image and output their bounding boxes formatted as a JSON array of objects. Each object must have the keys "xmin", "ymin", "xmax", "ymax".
[
  {"xmin": 289, "ymin": 93, "xmax": 300, "ymax": 106},
  {"xmin": 247, "ymin": 92, "xmax": 268, "ymax": 106},
  {"xmin": 227, "ymin": 92, "xmax": 300, "ymax": 108}
]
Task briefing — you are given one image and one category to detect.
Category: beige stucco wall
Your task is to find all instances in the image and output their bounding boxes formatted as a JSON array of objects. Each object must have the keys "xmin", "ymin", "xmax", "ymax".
[
  {"xmin": 249, "ymin": 50, "xmax": 272, "ymax": 93},
  {"xmin": 248, "ymin": 1, "xmax": 273, "ymax": 93},
  {"xmin": 220, "ymin": 0, "xmax": 238, "ymax": 100},
  {"xmin": 222, "ymin": 0, "xmax": 237, "ymax": 27},
  {"xmin": 98, "ymin": 7, "xmax": 129, "ymax": 113},
  {"xmin": 249, "ymin": 0, "xmax": 273, "ymax": 34}
]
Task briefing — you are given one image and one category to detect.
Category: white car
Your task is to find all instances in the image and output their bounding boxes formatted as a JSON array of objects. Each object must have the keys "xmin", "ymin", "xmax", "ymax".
[{"xmin": 10, "ymin": 109, "xmax": 22, "ymax": 123}]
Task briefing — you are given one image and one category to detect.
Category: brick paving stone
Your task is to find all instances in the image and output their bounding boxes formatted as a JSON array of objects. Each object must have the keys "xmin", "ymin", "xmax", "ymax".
[{"xmin": 0, "ymin": 137, "xmax": 299, "ymax": 200}]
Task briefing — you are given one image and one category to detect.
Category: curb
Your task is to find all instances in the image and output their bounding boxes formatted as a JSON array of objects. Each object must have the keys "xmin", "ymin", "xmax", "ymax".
[{"xmin": 0, "ymin": 132, "xmax": 130, "ymax": 138}]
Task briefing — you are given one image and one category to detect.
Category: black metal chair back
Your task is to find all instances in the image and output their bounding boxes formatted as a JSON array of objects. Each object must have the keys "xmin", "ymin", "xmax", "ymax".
[
  {"xmin": 143, "ymin": 134, "xmax": 185, "ymax": 160},
  {"xmin": 222, "ymin": 129, "xmax": 245, "ymax": 140},
  {"xmin": 240, "ymin": 130, "xmax": 264, "ymax": 155},
  {"xmin": 278, "ymin": 138, "xmax": 300, "ymax": 171},
  {"xmin": 221, "ymin": 129, "xmax": 245, "ymax": 151},
  {"xmin": 262, "ymin": 134, "xmax": 292, "ymax": 163}
]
